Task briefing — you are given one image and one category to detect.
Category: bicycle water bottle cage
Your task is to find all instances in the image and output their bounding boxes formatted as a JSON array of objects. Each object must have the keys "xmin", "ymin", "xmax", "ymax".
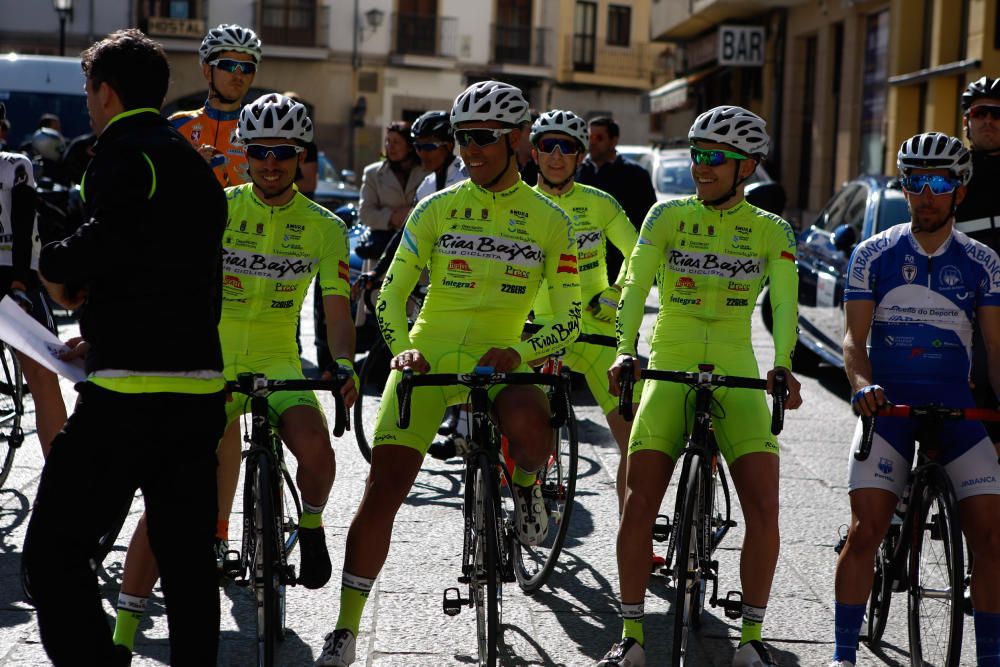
[
  {"xmin": 443, "ymin": 587, "xmax": 468, "ymax": 616},
  {"xmin": 652, "ymin": 514, "xmax": 671, "ymax": 542}
]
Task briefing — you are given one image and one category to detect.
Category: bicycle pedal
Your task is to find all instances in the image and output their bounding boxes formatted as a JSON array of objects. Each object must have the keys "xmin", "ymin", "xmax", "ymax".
[
  {"xmin": 652, "ymin": 514, "xmax": 671, "ymax": 543},
  {"xmin": 222, "ymin": 550, "xmax": 242, "ymax": 579},
  {"xmin": 457, "ymin": 574, "xmax": 471, "ymax": 585},
  {"xmin": 443, "ymin": 587, "xmax": 468, "ymax": 616},
  {"xmin": 713, "ymin": 590, "xmax": 743, "ymax": 619}
]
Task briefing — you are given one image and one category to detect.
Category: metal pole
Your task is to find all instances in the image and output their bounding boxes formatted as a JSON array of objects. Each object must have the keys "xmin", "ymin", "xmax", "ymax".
[
  {"xmin": 58, "ymin": 13, "xmax": 66, "ymax": 57},
  {"xmin": 349, "ymin": 0, "xmax": 360, "ymax": 172}
]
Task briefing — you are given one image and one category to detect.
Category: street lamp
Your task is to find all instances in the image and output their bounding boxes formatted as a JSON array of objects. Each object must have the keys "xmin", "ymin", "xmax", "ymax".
[
  {"xmin": 349, "ymin": 3, "xmax": 384, "ymax": 170},
  {"xmin": 52, "ymin": 0, "xmax": 73, "ymax": 57}
]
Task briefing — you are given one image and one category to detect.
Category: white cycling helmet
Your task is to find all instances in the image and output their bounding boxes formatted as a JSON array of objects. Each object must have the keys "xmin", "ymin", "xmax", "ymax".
[
  {"xmin": 897, "ymin": 132, "xmax": 972, "ymax": 185},
  {"xmin": 689, "ymin": 105, "xmax": 769, "ymax": 159},
  {"xmin": 199, "ymin": 24, "xmax": 262, "ymax": 64},
  {"xmin": 530, "ymin": 110, "xmax": 588, "ymax": 149},
  {"xmin": 237, "ymin": 93, "xmax": 313, "ymax": 144},
  {"xmin": 450, "ymin": 81, "xmax": 529, "ymax": 127}
]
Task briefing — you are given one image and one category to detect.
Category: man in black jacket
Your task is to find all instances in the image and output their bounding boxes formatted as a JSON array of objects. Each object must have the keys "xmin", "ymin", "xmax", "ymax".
[
  {"xmin": 956, "ymin": 76, "xmax": 1000, "ymax": 445},
  {"xmin": 22, "ymin": 30, "xmax": 227, "ymax": 667},
  {"xmin": 576, "ymin": 116, "xmax": 655, "ymax": 284}
]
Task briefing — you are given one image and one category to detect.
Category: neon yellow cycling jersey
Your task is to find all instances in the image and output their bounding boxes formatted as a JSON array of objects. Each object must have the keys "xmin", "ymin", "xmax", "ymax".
[
  {"xmin": 617, "ymin": 196, "xmax": 798, "ymax": 368},
  {"xmin": 219, "ymin": 184, "xmax": 350, "ymax": 358},
  {"xmin": 531, "ymin": 182, "xmax": 638, "ymax": 318},
  {"xmin": 377, "ymin": 178, "xmax": 582, "ymax": 361}
]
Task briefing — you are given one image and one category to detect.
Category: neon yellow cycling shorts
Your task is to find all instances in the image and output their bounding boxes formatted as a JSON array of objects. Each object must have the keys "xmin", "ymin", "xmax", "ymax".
[
  {"xmin": 223, "ymin": 354, "xmax": 323, "ymax": 427},
  {"xmin": 557, "ymin": 310, "xmax": 639, "ymax": 415},
  {"xmin": 627, "ymin": 326, "xmax": 778, "ymax": 463},
  {"xmin": 371, "ymin": 339, "xmax": 535, "ymax": 455}
]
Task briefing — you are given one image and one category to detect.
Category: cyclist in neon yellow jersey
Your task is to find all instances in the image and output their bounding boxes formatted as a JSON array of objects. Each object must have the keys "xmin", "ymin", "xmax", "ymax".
[
  {"xmin": 316, "ymin": 80, "xmax": 581, "ymax": 667},
  {"xmin": 110, "ymin": 94, "xmax": 358, "ymax": 659},
  {"xmin": 600, "ymin": 106, "xmax": 803, "ymax": 667},
  {"xmin": 527, "ymin": 109, "xmax": 641, "ymax": 512}
]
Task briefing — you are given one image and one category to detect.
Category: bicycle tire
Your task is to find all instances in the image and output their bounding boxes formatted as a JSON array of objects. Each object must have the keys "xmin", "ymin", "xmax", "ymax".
[
  {"xmin": 863, "ymin": 525, "xmax": 897, "ymax": 647},
  {"xmin": 0, "ymin": 344, "xmax": 24, "ymax": 489},
  {"xmin": 672, "ymin": 454, "xmax": 705, "ymax": 666},
  {"xmin": 353, "ymin": 341, "xmax": 391, "ymax": 463},
  {"xmin": 908, "ymin": 472, "xmax": 964, "ymax": 667},
  {"xmin": 511, "ymin": 408, "xmax": 579, "ymax": 592},
  {"xmin": 278, "ymin": 454, "xmax": 301, "ymax": 642},
  {"xmin": 471, "ymin": 452, "xmax": 501, "ymax": 667},
  {"xmin": 253, "ymin": 458, "xmax": 280, "ymax": 667}
]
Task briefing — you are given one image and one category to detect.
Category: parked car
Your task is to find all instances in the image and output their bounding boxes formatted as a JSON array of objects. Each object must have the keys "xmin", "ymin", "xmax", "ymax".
[
  {"xmin": 313, "ymin": 152, "xmax": 360, "ymax": 211},
  {"xmin": 616, "ymin": 144, "xmax": 654, "ymax": 173},
  {"xmin": 650, "ymin": 146, "xmax": 776, "ymax": 202},
  {"xmin": 762, "ymin": 175, "xmax": 911, "ymax": 369}
]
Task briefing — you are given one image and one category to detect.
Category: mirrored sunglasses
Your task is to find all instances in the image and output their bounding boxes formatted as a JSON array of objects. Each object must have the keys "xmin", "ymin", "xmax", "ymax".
[
  {"xmin": 245, "ymin": 144, "xmax": 303, "ymax": 161},
  {"xmin": 537, "ymin": 137, "xmax": 580, "ymax": 155},
  {"xmin": 209, "ymin": 58, "xmax": 257, "ymax": 75},
  {"xmin": 969, "ymin": 105, "xmax": 1000, "ymax": 121},
  {"xmin": 900, "ymin": 174, "xmax": 961, "ymax": 195},
  {"xmin": 414, "ymin": 141, "xmax": 448, "ymax": 152},
  {"xmin": 689, "ymin": 145, "xmax": 747, "ymax": 167},
  {"xmin": 454, "ymin": 128, "xmax": 514, "ymax": 148}
]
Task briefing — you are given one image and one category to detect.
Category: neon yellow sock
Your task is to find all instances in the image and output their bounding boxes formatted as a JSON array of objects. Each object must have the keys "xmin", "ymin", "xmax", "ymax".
[
  {"xmin": 512, "ymin": 465, "xmax": 537, "ymax": 488},
  {"xmin": 299, "ymin": 510, "xmax": 323, "ymax": 530},
  {"xmin": 741, "ymin": 603, "xmax": 765, "ymax": 644},
  {"xmin": 621, "ymin": 602, "xmax": 644, "ymax": 645},
  {"xmin": 112, "ymin": 593, "xmax": 147, "ymax": 650},
  {"xmin": 335, "ymin": 572, "xmax": 375, "ymax": 635}
]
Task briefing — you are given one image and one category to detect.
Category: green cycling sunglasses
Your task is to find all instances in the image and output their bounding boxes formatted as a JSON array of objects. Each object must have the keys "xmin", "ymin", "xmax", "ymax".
[{"xmin": 690, "ymin": 145, "xmax": 748, "ymax": 167}]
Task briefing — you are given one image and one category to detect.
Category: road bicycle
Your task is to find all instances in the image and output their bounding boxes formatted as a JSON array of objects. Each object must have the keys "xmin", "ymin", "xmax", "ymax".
[
  {"xmin": 396, "ymin": 366, "xmax": 570, "ymax": 667},
  {"xmin": 857, "ymin": 404, "xmax": 1000, "ymax": 667},
  {"xmin": 0, "ymin": 340, "xmax": 25, "ymax": 488},
  {"xmin": 225, "ymin": 372, "xmax": 349, "ymax": 667},
  {"xmin": 619, "ymin": 361, "xmax": 786, "ymax": 667}
]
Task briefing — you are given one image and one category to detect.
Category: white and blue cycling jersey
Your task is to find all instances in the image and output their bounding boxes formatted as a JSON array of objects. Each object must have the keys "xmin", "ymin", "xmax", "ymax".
[{"xmin": 844, "ymin": 223, "xmax": 1000, "ymax": 384}]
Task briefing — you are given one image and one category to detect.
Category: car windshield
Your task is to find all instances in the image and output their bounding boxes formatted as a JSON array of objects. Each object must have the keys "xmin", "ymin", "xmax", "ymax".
[
  {"xmin": 317, "ymin": 153, "xmax": 339, "ymax": 182},
  {"xmin": 875, "ymin": 189, "xmax": 910, "ymax": 234},
  {"xmin": 656, "ymin": 158, "xmax": 696, "ymax": 194}
]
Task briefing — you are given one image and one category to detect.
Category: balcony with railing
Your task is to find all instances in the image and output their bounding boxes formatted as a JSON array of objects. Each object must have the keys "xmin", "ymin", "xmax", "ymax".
[
  {"xmin": 257, "ymin": 0, "xmax": 330, "ymax": 49},
  {"xmin": 392, "ymin": 13, "xmax": 458, "ymax": 61},
  {"xmin": 491, "ymin": 25, "xmax": 553, "ymax": 70},
  {"xmin": 560, "ymin": 35, "xmax": 651, "ymax": 88}
]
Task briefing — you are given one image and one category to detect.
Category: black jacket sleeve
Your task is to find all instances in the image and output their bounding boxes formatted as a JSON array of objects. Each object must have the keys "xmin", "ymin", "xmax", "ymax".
[{"xmin": 10, "ymin": 180, "xmax": 36, "ymax": 285}]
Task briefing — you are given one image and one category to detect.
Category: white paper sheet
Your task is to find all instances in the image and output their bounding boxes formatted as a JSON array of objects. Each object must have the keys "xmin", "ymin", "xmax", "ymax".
[{"xmin": 0, "ymin": 296, "xmax": 86, "ymax": 382}]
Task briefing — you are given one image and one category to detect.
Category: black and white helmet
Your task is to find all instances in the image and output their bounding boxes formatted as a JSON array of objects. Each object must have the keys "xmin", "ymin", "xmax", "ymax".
[
  {"xmin": 897, "ymin": 132, "xmax": 972, "ymax": 185},
  {"xmin": 237, "ymin": 93, "xmax": 313, "ymax": 144},
  {"xmin": 689, "ymin": 105, "xmax": 769, "ymax": 159},
  {"xmin": 961, "ymin": 76, "xmax": 1000, "ymax": 112},
  {"xmin": 450, "ymin": 81, "xmax": 529, "ymax": 127},
  {"xmin": 411, "ymin": 110, "xmax": 453, "ymax": 141},
  {"xmin": 199, "ymin": 24, "xmax": 262, "ymax": 64},
  {"xmin": 530, "ymin": 110, "xmax": 588, "ymax": 149}
]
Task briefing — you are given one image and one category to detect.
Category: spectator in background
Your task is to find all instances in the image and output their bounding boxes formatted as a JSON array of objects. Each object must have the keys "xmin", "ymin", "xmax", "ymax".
[
  {"xmin": 38, "ymin": 112, "xmax": 61, "ymax": 133},
  {"xmin": 517, "ymin": 108, "xmax": 540, "ymax": 185},
  {"xmin": 62, "ymin": 131, "xmax": 97, "ymax": 185},
  {"xmin": 577, "ymin": 116, "xmax": 656, "ymax": 284},
  {"xmin": 358, "ymin": 121, "xmax": 427, "ymax": 250},
  {"xmin": 284, "ymin": 90, "xmax": 319, "ymax": 198}
]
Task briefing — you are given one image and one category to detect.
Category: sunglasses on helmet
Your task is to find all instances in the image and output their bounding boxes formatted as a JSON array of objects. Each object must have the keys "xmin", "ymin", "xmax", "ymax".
[
  {"xmin": 244, "ymin": 144, "xmax": 303, "ymax": 161},
  {"xmin": 968, "ymin": 104, "xmax": 1000, "ymax": 121},
  {"xmin": 454, "ymin": 127, "xmax": 515, "ymax": 148},
  {"xmin": 536, "ymin": 137, "xmax": 580, "ymax": 155},
  {"xmin": 209, "ymin": 58, "xmax": 257, "ymax": 75},
  {"xmin": 689, "ymin": 146, "xmax": 748, "ymax": 167},
  {"xmin": 900, "ymin": 174, "xmax": 961, "ymax": 196}
]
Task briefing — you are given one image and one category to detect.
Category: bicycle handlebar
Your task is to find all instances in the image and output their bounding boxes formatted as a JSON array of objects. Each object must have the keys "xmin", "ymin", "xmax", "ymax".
[
  {"xmin": 226, "ymin": 372, "xmax": 351, "ymax": 438},
  {"xmin": 396, "ymin": 367, "xmax": 570, "ymax": 430},
  {"xmin": 617, "ymin": 360, "xmax": 787, "ymax": 435},
  {"xmin": 856, "ymin": 404, "xmax": 1000, "ymax": 461}
]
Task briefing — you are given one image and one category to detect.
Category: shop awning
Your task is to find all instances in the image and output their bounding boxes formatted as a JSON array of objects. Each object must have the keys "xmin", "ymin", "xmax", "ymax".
[{"xmin": 647, "ymin": 67, "xmax": 720, "ymax": 113}]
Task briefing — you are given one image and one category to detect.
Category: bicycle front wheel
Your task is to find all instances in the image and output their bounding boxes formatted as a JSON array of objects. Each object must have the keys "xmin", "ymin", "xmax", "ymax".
[
  {"xmin": 863, "ymin": 525, "xmax": 897, "ymax": 648},
  {"xmin": 471, "ymin": 452, "xmax": 501, "ymax": 667},
  {"xmin": 0, "ymin": 343, "xmax": 24, "ymax": 488},
  {"xmin": 908, "ymin": 472, "xmax": 964, "ymax": 667},
  {"xmin": 510, "ymin": 408, "xmax": 579, "ymax": 592},
  {"xmin": 672, "ymin": 454, "xmax": 705, "ymax": 666},
  {"xmin": 353, "ymin": 341, "xmax": 391, "ymax": 463},
  {"xmin": 253, "ymin": 458, "xmax": 281, "ymax": 667}
]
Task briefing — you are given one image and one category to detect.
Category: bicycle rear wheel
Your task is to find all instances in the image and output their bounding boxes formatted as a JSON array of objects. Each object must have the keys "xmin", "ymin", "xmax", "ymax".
[
  {"xmin": 252, "ymin": 458, "xmax": 281, "ymax": 667},
  {"xmin": 0, "ymin": 343, "xmax": 24, "ymax": 488},
  {"xmin": 509, "ymin": 408, "xmax": 578, "ymax": 592},
  {"xmin": 353, "ymin": 340, "xmax": 391, "ymax": 463},
  {"xmin": 471, "ymin": 452, "xmax": 501, "ymax": 667},
  {"xmin": 672, "ymin": 454, "xmax": 705, "ymax": 666},
  {"xmin": 863, "ymin": 525, "xmax": 897, "ymax": 647},
  {"xmin": 908, "ymin": 472, "xmax": 963, "ymax": 667}
]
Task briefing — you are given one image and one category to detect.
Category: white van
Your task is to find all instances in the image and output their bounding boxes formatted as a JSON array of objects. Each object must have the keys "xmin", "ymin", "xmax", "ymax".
[{"xmin": 0, "ymin": 53, "xmax": 89, "ymax": 149}]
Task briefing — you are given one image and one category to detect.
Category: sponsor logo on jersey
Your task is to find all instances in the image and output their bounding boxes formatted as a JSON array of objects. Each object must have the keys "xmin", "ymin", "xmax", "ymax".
[
  {"xmin": 222, "ymin": 248, "xmax": 317, "ymax": 279},
  {"xmin": 510, "ymin": 209, "xmax": 528, "ymax": 219},
  {"xmin": 450, "ymin": 209, "xmax": 458, "ymax": 218},
  {"xmin": 726, "ymin": 297, "xmax": 749, "ymax": 307},
  {"xmin": 572, "ymin": 206, "xmax": 587, "ymax": 215},
  {"xmin": 271, "ymin": 299, "xmax": 293, "ymax": 308},
  {"xmin": 850, "ymin": 235, "xmax": 891, "ymax": 284},
  {"xmin": 579, "ymin": 260, "xmax": 599, "ymax": 272},
  {"xmin": 481, "ymin": 208, "xmax": 489, "ymax": 220},
  {"xmin": 286, "ymin": 223, "xmax": 305, "ymax": 233},
  {"xmin": 667, "ymin": 250, "xmax": 763, "ymax": 279},
  {"xmin": 669, "ymin": 295, "xmax": 702, "ymax": 306},
  {"xmin": 255, "ymin": 223, "xmax": 265, "ymax": 235},
  {"xmin": 464, "ymin": 208, "xmax": 472, "ymax": 219},
  {"xmin": 679, "ymin": 221, "xmax": 686, "ymax": 232},
  {"xmin": 281, "ymin": 243, "xmax": 304, "ymax": 251},
  {"xmin": 239, "ymin": 220, "xmax": 248, "ymax": 232},
  {"xmin": 735, "ymin": 225, "xmax": 752, "ymax": 235},
  {"xmin": 728, "ymin": 281, "xmax": 750, "ymax": 292},
  {"xmin": 275, "ymin": 282, "xmax": 296, "ymax": 292},
  {"xmin": 557, "ymin": 254, "xmax": 578, "ymax": 274},
  {"xmin": 577, "ymin": 230, "xmax": 603, "ymax": 250},
  {"xmin": 224, "ymin": 275, "xmax": 243, "ymax": 290},
  {"xmin": 190, "ymin": 124, "xmax": 202, "ymax": 144},
  {"xmin": 578, "ymin": 248, "xmax": 600, "ymax": 260},
  {"xmin": 505, "ymin": 265, "xmax": 530, "ymax": 279},
  {"xmin": 501, "ymin": 283, "xmax": 526, "ymax": 295},
  {"xmin": 448, "ymin": 259, "xmax": 472, "ymax": 273},
  {"xmin": 442, "ymin": 278, "xmax": 476, "ymax": 289},
  {"xmin": 879, "ymin": 457, "xmax": 893, "ymax": 475},
  {"xmin": 338, "ymin": 260, "xmax": 350, "ymax": 282},
  {"xmin": 902, "ymin": 262, "xmax": 917, "ymax": 283},
  {"xmin": 962, "ymin": 475, "xmax": 998, "ymax": 487},
  {"xmin": 284, "ymin": 233, "xmax": 302, "ymax": 242},
  {"xmin": 939, "ymin": 265, "xmax": 963, "ymax": 289},
  {"xmin": 675, "ymin": 277, "xmax": 696, "ymax": 290},
  {"xmin": 435, "ymin": 233, "xmax": 544, "ymax": 267}
]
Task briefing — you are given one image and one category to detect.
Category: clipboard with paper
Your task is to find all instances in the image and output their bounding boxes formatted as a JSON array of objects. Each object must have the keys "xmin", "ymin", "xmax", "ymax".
[{"xmin": 0, "ymin": 296, "xmax": 86, "ymax": 383}]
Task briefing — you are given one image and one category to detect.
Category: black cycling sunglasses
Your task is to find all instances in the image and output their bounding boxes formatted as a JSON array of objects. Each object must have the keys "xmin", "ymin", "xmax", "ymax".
[
  {"xmin": 245, "ymin": 144, "xmax": 303, "ymax": 161},
  {"xmin": 536, "ymin": 137, "xmax": 580, "ymax": 155},
  {"xmin": 969, "ymin": 104, "xmax": 1000, "ymax": 121},
  {"xmin": 455, "ymin": 128, "xmax": 514, "ymax": 148},
  {"xmin": 209, "ymin": 59, "xmax": 257, "ymax": 75}
]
